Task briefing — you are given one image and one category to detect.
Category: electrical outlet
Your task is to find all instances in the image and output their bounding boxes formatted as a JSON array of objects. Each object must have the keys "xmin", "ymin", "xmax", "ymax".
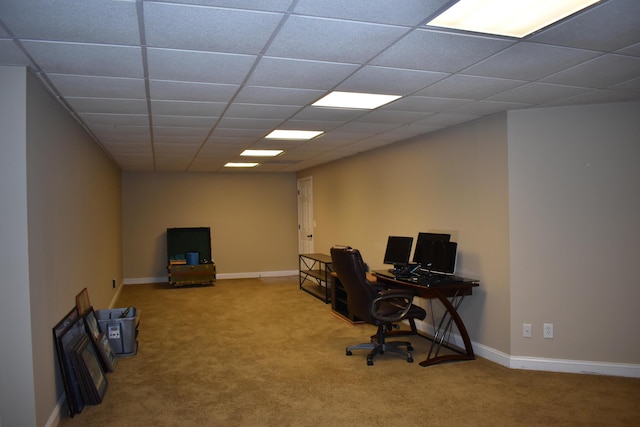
[
  {"xmin": 543, "ymin": 323, "xmax": 554, "ymax": 339},
  {"xmin": 523, "ymin": 323, "xmax": 532, "ymax": 338}
]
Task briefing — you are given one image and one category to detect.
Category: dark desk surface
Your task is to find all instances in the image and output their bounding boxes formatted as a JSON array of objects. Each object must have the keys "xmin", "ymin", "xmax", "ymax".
[{"xmin": 373, "ymin": 270, "xmax": 479, "ymax": 297}]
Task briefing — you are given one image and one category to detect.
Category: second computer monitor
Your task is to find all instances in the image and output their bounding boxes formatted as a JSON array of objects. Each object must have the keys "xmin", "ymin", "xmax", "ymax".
[{"xmin": 412, "ymin": 232, "xmax": 450, "ymax": 264}]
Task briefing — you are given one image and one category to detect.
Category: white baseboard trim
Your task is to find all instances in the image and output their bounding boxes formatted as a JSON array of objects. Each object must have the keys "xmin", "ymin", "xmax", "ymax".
[
  {"xmin": 123, "ymin": 270, "xmax": 299, "ymax": 285},
  {"xmin": 45, "ymin": 394, "xmax": 64, "ymax": 427},
  {"xmin": 414, "ymin": 321, "xmax": 640, "ymax": 378}
]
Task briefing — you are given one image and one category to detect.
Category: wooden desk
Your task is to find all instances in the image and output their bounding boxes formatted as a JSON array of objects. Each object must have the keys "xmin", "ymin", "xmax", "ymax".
[{"xmin": 373, "ymin": 271, "xmax": 479, "ymax": 367}]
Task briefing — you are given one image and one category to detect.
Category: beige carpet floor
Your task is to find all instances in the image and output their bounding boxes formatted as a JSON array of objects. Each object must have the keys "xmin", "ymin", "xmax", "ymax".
[{"xmin": 58, "ymin": 276, "xmax": 640, "ymax": 426}]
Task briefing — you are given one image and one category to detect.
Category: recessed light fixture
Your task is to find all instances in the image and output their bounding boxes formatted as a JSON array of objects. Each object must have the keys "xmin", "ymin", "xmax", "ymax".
[
  {"xmin": 312, "ymin": 91, "xmax": 402, "ymax": 109},
  {"xmin": 427, "ymin": 0, "xmax": 601, "ymax": 38},
  {"xmin": 240, "ymin": 149, "xmax": 283, "ymax": 157},
  {"xmin": 265, "ymin": 130, "xmax": 324, "ymax": 140},
  {"xmin": 224, "ymin": 162, "xmax": 258, "ymax": 168}
]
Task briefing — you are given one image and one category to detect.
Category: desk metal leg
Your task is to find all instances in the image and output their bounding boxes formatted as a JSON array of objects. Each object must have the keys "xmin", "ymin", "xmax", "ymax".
[{"xmin": 420, "ymin": 290, "xmax": 475, "ymax": 367}]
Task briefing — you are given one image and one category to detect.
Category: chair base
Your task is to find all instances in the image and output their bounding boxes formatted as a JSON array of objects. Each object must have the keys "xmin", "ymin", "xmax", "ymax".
[{"xmin": 346, "ymin": 340, "xmax": 414, "ymax": 365}]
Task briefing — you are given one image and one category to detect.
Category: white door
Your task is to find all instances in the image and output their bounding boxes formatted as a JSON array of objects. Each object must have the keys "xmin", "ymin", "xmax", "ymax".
[{"xmin": 297, "ymin": 177, "xmax": 314, "ymax": 254}]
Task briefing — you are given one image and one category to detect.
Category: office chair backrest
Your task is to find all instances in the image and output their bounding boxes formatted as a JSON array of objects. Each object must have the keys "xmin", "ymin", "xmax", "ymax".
[{"xmin": 330, "ymin": 246, "xmax": 378, "ymax": 323}]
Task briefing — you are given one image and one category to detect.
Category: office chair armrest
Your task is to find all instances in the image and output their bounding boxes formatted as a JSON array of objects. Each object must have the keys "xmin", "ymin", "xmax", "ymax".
[{"xmin": 370, "ymin": 290, "xmax": 416, "ymax": 323}]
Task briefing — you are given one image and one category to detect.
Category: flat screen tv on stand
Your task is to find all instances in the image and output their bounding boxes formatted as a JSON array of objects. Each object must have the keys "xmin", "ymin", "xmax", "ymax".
[
  {"xmin": 383, "ymin": 236, "xmax": 415, "ymax": 277},
  {"xmin": 166, "ymin": 227, "xmax": 212, "ymax": 264}
]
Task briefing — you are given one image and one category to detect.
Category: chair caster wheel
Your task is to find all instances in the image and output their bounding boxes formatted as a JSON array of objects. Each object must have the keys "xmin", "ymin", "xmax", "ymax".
[
  {"xmin": 367, "ymin": 359, "xmax": 374, "ymax": 366},
  {"xmin": 407, "ymin": 357, "xmax": 414, "ymax": 363},
  {"xmin": 407, "ymin": 345, "xmax": 414, "ymax": 351},
  {"xmin": 346, "ymin": 350, "xmax": 353, "ymax": 356}
]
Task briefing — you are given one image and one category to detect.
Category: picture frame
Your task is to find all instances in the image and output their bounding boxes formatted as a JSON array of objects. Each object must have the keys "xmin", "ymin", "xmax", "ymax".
[
  {"xmin": 75, "ymin": 287, "xmax": 91, "ymax": 316},
  {"xmin": 82, "ymin": 308, "xmax": 117, "ymax": 372},
  {"xmin": 68, "ymin": 333, "xmax": 108, "ymax": 404},
  {"xmin": 53, "ymin": 308, "xmax": 86, "ymax": 416}
]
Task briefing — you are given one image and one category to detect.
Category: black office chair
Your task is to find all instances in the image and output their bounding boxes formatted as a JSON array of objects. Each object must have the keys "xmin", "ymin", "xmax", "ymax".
[{"xmin": 330, "ymin": 246, "xmax": 427, "ymax": 365}]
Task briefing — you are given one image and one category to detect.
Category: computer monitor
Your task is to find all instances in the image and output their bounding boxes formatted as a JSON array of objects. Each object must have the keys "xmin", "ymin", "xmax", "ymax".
[
  {"xmin": 383, "ymin": 236, "xmax": 414, "ymax": 268},
  {"xmin": 412, "ymin": 232, "xmax": 450, "ymax": 263},
  {"xmin": 416, "ymin": 240, "xmax": 457, "ymax": 275}
]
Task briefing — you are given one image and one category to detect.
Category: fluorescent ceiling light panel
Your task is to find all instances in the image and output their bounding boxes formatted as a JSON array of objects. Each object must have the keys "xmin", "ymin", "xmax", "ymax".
[
  {"xmin": 265, "ymin": 130, "xmax": 323, "ymax": 140},
  {"xmin": 241, "ymin": 149, "xmax": 283, "ymax": 157},
  {"xmin": 427, "ymin": 0, "xmax": 601, "ymax": 38},
  {"xmin": 224, "ymin": 162, "xmax": 258, "ymax": 168},
  {"xmin": 312, "ymin": 91, "xmax": 402, "ymax": 109}
]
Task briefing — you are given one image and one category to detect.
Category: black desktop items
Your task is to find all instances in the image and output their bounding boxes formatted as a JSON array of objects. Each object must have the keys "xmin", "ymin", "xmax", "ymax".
[
  {"xmin": 382, "ymin": 236, "xmax": 418, "ymax": 277},
  {"xmin": 384, "ymin": 233, "xmax": 459, "ymax": 285}
]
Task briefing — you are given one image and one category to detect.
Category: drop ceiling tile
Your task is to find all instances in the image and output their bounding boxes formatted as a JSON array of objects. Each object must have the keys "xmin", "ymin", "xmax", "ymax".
[
  {"xmin": 448, "ymin": 100, "xmax": 531, "ymax": 116},
  {"xmin": 154, "ymin": 135, "xmax": 205, "ymax": 145},
  {"xmin": 153, "ymin": 127, "xmax": 210, "ymax": 138},
  {"xmin": 541, "ymin": 54, "xmax": 640, "ymax": 89},
  {"xmin": 154, "ymin": 158, "xmax": 192, "ymax": 172},
  {"xmin": 66, "ymin": 98, "xmax": 148, "ymax": 114},
  {"xmin": 464, "ymin": 42, "xmax": 601, "ymax": 81},
  {"xmin": 617, "ymin": 42, "xmax": 640, "ymax": 57},
  {"xmin": 168, "ymin": 0, "xmax": 294, "ymax": 13},
  {"xmin": 154, "ymin": 143, "xmax": 201, "ymax": 156},
  {"xmin": 0, "ymin": 40, "xmax": 33, "ymax": 66},
  {"xmin": 416, "ymin": 74, "xmax": 527, "ymax": 100},
  {"xmin": 79, "ymin": 113, "xmax": 148, "ymax": 127},
  {"xmin": 100, "ymin": 136, "xmax": 151, "ymax": 145},
  {"xmin": 545, "ymin": 89, "xmax": 640, "ymax": 107},
  {"xmin": 210, "ymin": 128, "xmax": 267, "ymax": 139},
  {"xmin": 224, "ymin": 103, "xmax": 301, "ymax": 120},
  {"xmin": 198, "ymin": 144, "xmax": 245, "ymax": 157},
  {"xmin": 353, "ymin": 109, "xmax": 432, "ymax": 124},
  {"xmin": 293, "ymin": 0, "xmax": 449, "ymax": 26},
  {"xmin": 372, "ymin": 29, "xmax": 513, "ymax": 73},
  {"xmin": 266, "ymin": 15, "xmax": 407, "ymax": 63},
  {"xmin": 21, "ymin": 41, "xmax": 143, "ymax": 78},
  {"xmin": 103, "ymin": 145, "xmax": 152, "ymax": 156},
  {"xmin": 215, "ymin": 117, "xmax": 281, "ymax": 130},
  {"xmin": 487, "ymin": 82, "xmax": 590, "ymax": 105},
  {"xmin": 90, "ymin": 125, "xmax": 150, "ymax": 138},
  {"xmin": 247, "ymin": 56, "xmax": 359, "ymax": 89},
  {"xmin": 147, "ymin": 48, "xmax": 256, "ymax": 84},
  {"xmin": 152, "ymin": 115, "xmax": 216, "ymax": 128},
  {"xmin": 150, "ymin": 100, "xmax": 226, "ymax": 117},
  {"xmin": 0, "ymin": 0, "xmax": 140, "ymax": 45},
  {"xmin": 281, "ymin": 120, "xmax": 344, "ymax": 132},
  {"xmin": 291, "ymin": 106, "xmax": 367, "ymax": 121},
  {"xmin": 385, "ymin": 96, "xmax": 469, "ymax": 113},
  {"xmin": 149, "ymin": 80, "xmax": 238, "ymax": 102},
  {"xmin": 529, "ymin": 0, "xmax": 640, "ymax": 52},
  {"xmin": 335, "ymin": 121, "xmax": 401, "ymax": 134},
  {"xmin": 47, "ymin": 74, "xmax": 146, "ymax": 98},
  {"xmin": 336, "ymin": 66, "xmax": 448, "ymax": 95},
  {"xmin": 413, "ymin": 112, "xmax": 480, "ymax": 127},
  {"xmin": 610, "ymin": 76, "xmax": 640, "ymax": 93},
  {"xmin": 144, "ymin": 2, "xmax": 283, "ymax": 54},
  {"xmin": 234, "ymin": 86, "xmax": 324, "ymax": 105},
  {"xmin": 204, "ymin": 136, "xmax": 256, "ymax": 146}
]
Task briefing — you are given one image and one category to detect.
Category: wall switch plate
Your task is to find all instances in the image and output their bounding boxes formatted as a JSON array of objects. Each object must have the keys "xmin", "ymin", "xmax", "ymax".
[
  {"xmin": 543, "ymin": 323, "xmax": 554, "ymax": 339},
  {"xmin": 523, "ymin": 323, "xmax": 532, "ymax": 338}
]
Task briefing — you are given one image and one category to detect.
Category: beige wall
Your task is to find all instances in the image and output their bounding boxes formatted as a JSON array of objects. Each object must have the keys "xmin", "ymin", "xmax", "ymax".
[
  {"xmin": 0, "ymin": 67, "xmax": 123, "ymax": 427},
  {"xmin": 121, "ymin": 171, "xmax": 298, "ymax": 280},
  {"xmin": 299, "ymin": 113, "xmax": 511, "ymax": 355},
  {"xmin": 0, "ymin": 67, "xmax": 36, "ymax": 427},
  {"xmin": 299, "ymin": 101, "xmax": 640, "ymax": 367},
  {"xmin": 508, "ymin": 102, "xmax": 640, "ymax": 363}
]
